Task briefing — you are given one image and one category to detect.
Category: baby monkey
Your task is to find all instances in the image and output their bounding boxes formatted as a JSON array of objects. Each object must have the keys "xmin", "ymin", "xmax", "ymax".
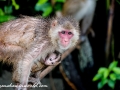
[
  {"xmin": 43, "ymin": 51, "xmax": 61, "ymax": 65},
  {"xmin": 29, "ymin": 51, "xmax": 61, "ymax": 85}
]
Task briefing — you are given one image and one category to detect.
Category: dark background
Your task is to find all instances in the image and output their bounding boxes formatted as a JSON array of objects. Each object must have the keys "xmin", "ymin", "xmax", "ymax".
[{"xmin": 0, "ymin": 0, "xmax": 120, "ymax": 90}]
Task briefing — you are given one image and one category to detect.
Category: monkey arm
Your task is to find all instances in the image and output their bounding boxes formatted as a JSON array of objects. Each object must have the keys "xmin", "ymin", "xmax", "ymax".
[{"xmin": 14, "ymin": 44, "xmax": 46, "ymax": 90}]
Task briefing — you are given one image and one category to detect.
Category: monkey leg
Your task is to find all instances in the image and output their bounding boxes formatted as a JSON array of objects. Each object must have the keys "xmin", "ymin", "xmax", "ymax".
[
  {"xmin": 12, "ymin": 60, "xmax": 23, "ymax": 83},
  {"xmin": 14, "ymin": 55, "xmax": 34, "ymax": 90}
]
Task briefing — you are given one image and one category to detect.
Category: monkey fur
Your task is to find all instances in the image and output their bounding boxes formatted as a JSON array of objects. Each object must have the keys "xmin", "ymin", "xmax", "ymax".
[{"xmin": 0, "ymin": 16, "xmax": 80, "ymax": 90}]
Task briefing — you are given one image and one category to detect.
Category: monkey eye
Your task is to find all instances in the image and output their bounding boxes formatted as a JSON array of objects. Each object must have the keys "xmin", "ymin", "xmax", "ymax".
[
  {"xmin": 68, "ymin": 32, "xmax": 72, "ymax": 35},
  {"xmin": 50, "ymin": 58, "xmax": 52, "ymax": 61},
  {"xmin": 61, "ymin": 31, "xmax": 65, "ymax": 34}
]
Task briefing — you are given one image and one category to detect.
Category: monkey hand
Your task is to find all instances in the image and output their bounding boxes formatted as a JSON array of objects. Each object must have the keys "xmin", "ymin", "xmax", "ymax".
[{"xmin": 28, "ymin": 77, "xmax": 41, "ymax": 85}]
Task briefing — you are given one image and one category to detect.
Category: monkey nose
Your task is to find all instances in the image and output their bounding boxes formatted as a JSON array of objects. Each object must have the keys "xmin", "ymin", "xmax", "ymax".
[{"xmin": 64, "ymin": 38, "xmax": 68, "ymax": 42}]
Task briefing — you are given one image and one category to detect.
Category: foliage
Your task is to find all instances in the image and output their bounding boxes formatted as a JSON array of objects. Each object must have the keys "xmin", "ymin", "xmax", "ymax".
[
  {"xmin": 0, "ymin": 0, "xmax": 65, "ymax": 22},
  {"xmin": 93, "ymin": 61, "xmax": 120, "ymax": 89},
  {"xmin": 35, "ymin": 0, "xmax": 65, "ymax": 17},
  {"xmin": 0, "ymin": 0, "xmax": 19, "ymax": 22}
]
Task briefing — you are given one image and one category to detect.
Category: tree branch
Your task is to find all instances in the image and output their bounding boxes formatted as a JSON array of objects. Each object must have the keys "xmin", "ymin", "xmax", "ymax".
[
  {"xmin": 39, "ymin": 41, "xmax": 80, "ymax": 80},
  {"xmin": 105, "ymin": 0, "xmax": 114, "ymax": 60}
]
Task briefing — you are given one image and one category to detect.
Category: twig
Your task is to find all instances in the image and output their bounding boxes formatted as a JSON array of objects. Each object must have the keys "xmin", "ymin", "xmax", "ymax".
[
  {"xmin": 39, "ymin": 41, "xmax": 80, "ymax": 80},
  {"xmin": 59, "ymin": 64, "xmax": 77, "ymax": 90},
  {"xmin": 105, "ymin": 0, "xmax": 114, "ymax": 60},
  {"xmin": 49, "ymin": 72, "xmax": 56, "ymax": 90}
]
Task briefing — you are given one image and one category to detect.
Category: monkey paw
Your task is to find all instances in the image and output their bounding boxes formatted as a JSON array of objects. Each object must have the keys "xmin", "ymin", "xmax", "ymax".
[{"xmin": 28, "ymin": 77, "xmax": 41, "ymax": 85}]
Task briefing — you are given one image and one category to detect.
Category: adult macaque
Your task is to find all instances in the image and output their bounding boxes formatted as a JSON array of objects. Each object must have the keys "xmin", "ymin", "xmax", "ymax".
[
  {"xmin": 62, "ymin": 0, "xmax": 96, "ymax": 41},
  {"xmin": 0, "ymin": 16, "xmax": 79, "ymax": 90}
]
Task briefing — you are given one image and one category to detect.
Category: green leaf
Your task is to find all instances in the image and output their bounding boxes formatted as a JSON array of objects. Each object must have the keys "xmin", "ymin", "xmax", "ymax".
[
  {"xmin": 37, "ymin": 0, "xmax": 48, "ymax": 5},
  {"xmin": 54, "ymin": 3, "xmax": 62, "ymax": 11},
  {"xmin": 108, "ymin": 79, "xmax": 115, "ymax": 89},
  {"xmin": 56, "ymin": 0, "xmax": 65, "ymax": 3},
  {"xmin": 98, "ymin": 81, "xmax": 103, "ymax": 89},
  {"xmin": 14, "ymin": 4, "xmax": 19, "ymax": 10},
  {"xmin": 98, "ymin": 67, "xmax": 108, "ymax": 74},
  {"xmin": 4, "ymin": 6, "xmax": 13, "ymax": 14},
  {"xmin": 102, "ymin": 78, "xmax": 108, "ymax": 86},
  {"xmin": 35, "ymin": 1, "xmax": 52, "ymax": 17},
  {"xmin": 108, "ymin": 61, "xmax": 118, "ymax": 70},
  {"xmin": 42, "ymin": 6, "xmax": 52, "ymax": 17},
  {"xmin": 116, "ymin": 74, "xmax": 120, "ymax": 80},
  {"xmin": 92, "ymin": 73, "xmax": 102, "ymax": 81},
  {"xmin": 98, "ymin": 79, "xmax": 107, "ymax": 89},
  {"xmin": 103, "ymin": 69, "xmax": 109, "ymax": 78},
  {"xmin": 12, "ymin": 0, "xmax": 20, "ymax": 10},
  {"xmin": 0, "ymin": 8, "xmax": 4, "ymax": 16},
  {"xmin": 0, "ymin": 15, "xmax": 15, "ymax": 22},
  {"xmin": 110, "ymin": 73, "xmax": 116, "ymax": 81},
  {"xmin": 35, "ymin": 2, "xmax": 50, "ymax": 11},
  {"xmin": 112, "ymin": 67, "xmax": 120, "ymax": 74}
]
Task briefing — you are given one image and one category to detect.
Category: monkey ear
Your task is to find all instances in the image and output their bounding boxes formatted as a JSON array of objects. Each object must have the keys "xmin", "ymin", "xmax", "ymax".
[{"xmin": 51, "ymin": 20, "xmax": 58, "ymax": 28}]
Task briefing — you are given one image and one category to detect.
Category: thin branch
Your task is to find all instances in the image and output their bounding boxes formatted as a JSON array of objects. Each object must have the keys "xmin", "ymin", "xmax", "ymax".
[
  {"xmin": 59, "ymin": 64, "xmax": 77, "ymax": 90},
  {"xmin": 49, "ymin": 72, "xmax": 56, "ymax": 90},
  {"xmin": 105, "ymin": 0, "xmax": 114, "ymax": 60},
  {"xmin": 39, "ymin": 41, "xmax": 80, "ymax": 80}
]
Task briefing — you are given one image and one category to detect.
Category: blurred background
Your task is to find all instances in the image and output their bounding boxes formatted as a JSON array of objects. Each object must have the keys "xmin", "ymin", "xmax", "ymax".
[{"xmin": 0, "ymin": 0, "xmax": 120, "ymax": 90}]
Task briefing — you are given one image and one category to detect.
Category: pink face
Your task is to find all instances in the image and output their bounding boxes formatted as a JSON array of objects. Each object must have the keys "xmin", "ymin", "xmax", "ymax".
[
  {"xmin": 59, "ymin": 30, "xmax": 73, "ymax": 47},
  {"xmin": 44, "ymin": 54, "xmax": 56, "ymax": 65}
]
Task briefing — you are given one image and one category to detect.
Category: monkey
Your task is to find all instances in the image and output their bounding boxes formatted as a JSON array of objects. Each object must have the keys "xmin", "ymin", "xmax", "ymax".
[
  {"xmin": 62, "ymin": 0, "xmax": 96, "ymax": 41},
  {"xmin": 41, "ymin": 51, "xmax": 61, "ymax": 66},
  {"xmin": 0, "ymin": 16, "xmax": 80, "ymax": 90},
  {"xmin": 60, "ymin": 0, "xmax": 95, "ymax": 71},
  {"xmin": 29, "ymin": 51, "xmax": 61, "ymax": 85}
]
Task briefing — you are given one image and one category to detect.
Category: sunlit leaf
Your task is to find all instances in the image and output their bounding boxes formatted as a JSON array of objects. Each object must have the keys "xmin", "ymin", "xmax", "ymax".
[
  {"xmin": 56, "ymin": 0, "xmax": 65, "ymax": 3},
  {"xmin": 110, "ymin": 73, "xmax": 116, "ymax": 81},
  {"xmin": 103, "ymin": 69, "xmax": 109, "ymax": 78},
  {"xmin": 42, "ymin": 6, "xmax": 52, "ymax": 17},
  {"xmin": 14, "ymin": 4, "xmax": 19, "ymax": 10},
  {"xmin": 12, "ymin": 0, "xmax": 20, "ymax": 10},
  {"xmin": 37, "ymin": 0, "xmax": 48, "ymax": 5},
  {"xmin": 0, "ymin": 8, "xmax": 4, "ymax": 16},
  {"xmin": 92, "ymin": 74, "xmax": 102, "ymax": 81},
  {"xmin": 0, "ymin": 15, "xmax": 15, "ymax": 22},
  {"xmin": 98, "ymin": 67, "xmax": 107, "ymax": 74},
  {"xmin": 108, "ymin": 79, "xmax": 115, "ymax": 89},
  {"xmin": 112, "ymin": 67, "xmax": 120, "ymax": 74},
  {"xmin": 108, "ymin": 61, "xmax": 118, "ymax": 70}
]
